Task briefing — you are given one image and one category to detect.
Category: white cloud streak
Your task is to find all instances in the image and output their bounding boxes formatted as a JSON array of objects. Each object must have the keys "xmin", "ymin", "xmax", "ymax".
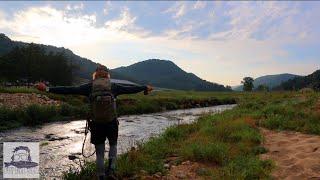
[
  {"xmin": 66, "ymin": 3, "xmax": 84, "ymax": 11},
  {"xmin": 103, "ymin": 1, "xmax": 112, "ymax": 15},
  {"xmin": 209, "ymin": 2, "xmax": 304, "ymax": 42},
  {"xmin": 193, "ymin": 1, "xmax": 206, "ymax": 10},
  {"xmin": 163, "ymin": 2, "xmax": 186, "ymax": 19}
]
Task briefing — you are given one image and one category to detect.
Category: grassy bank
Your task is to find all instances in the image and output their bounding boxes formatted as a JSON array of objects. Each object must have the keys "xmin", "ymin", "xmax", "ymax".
[
  {"xmin": 117, "ymin": 90, "xmax": 237, "ymax": 115},
  {"xmin": 0, "ymin": 87, "xmax": 236, "ymax": 131},
  {"xmin": 0, "ymin": 87, "xmax": 90, "ymax": 131},
  {"xmin": 64, "ymin": 91, "xmax": 320, "ymax": 179},
  {"xmin": 0, "ymin": 104, "xmax": 89, "ymax": 131}
]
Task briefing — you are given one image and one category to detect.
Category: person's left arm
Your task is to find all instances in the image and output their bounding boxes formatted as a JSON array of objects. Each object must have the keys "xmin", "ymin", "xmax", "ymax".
[{"xmin": 112, "ymin": 83, "xmax": 149, "ymax": 96}]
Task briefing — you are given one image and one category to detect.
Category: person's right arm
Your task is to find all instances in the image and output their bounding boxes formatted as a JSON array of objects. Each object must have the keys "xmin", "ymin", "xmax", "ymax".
[{"xmin": 36, "ymin": 82, "xmax": 92, "ymax": 96}]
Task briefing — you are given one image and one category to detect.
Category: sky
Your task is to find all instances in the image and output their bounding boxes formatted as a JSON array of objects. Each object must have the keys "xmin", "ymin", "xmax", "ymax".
[{"xmin": 0, "ymin": 1, "xmax": 319, "ymax": 86}]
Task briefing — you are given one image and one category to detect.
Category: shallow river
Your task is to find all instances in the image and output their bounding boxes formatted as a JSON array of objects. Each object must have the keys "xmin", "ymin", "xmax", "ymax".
[{"xmin": 0, "ymin": 104, "xmax": 236, "ymax": 179}]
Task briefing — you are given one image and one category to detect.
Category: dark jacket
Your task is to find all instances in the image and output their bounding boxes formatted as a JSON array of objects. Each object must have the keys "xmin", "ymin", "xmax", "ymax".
[{"xmin": 48, "ymin": 82, "xmax": 147, "ymax": 97}]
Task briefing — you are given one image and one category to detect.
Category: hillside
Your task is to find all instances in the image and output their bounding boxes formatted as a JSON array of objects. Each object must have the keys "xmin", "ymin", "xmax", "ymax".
[
  {"xmin": 0, "ymin": 33, "xmax": 100, "ymax": 81},
  {"xmin": 0, "ymin": 34, "xmax": 230, "ymax": 91},
  {"xmin": 112, "ymin": 59, "xmax": 230, "ymax": 91},
  {"xmin": 0, "ymin": 33, "xmax": 144, "ymax": 83},
  {"xmin": 275, "ymin": 70, "xmax": 320, "ymax": 91},
  {"xmin": 233, "ymin": 73, "xmax": 299, "ymax": 91}
]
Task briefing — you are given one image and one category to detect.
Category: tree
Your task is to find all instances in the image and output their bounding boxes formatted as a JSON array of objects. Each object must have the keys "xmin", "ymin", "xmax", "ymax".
[
  {"xmin": 226, "ymin": 85, "xmax": 232, "ymax": 90},
  {"xmin": 241, "ymin": 77, "xmax": 254, "ymax": 91},
  {"xmin": 313, "ymin": 82, "xmax": 320, "ymax": 91},
  {"xmin": 256, "ymin": 84, "xmax": 269, "ymax": 92},
  {"xmin": 0, "ymin": 44, "xmax": 74, "ymax": 85}
]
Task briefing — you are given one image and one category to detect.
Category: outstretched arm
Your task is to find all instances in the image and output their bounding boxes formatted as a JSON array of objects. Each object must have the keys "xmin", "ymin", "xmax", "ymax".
[
  {"xmin": 112, "ymin": 83, "xmax": 153, "ymax": 96},
  {"xmin": 36, "ymin": 82, "xmax": 92, "ymax": 96}
]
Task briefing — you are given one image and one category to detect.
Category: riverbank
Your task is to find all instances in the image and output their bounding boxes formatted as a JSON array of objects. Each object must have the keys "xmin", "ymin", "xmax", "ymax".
[
  {"xmin": 64, "ymin": 91, "xmax": 320, "ymax": 179},
  {"xmin": 0, "ymin": 88, "xmax": 236, "ymax": 131},
  {"xmin": 0, "ymin": 105, "xmax": 235, "ymax": 178}
]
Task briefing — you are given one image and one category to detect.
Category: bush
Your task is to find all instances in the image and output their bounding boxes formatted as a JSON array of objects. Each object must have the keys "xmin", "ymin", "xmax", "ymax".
[{"xmin": 25, "ymin": 105, "xmax": 58, "ymax": 125}]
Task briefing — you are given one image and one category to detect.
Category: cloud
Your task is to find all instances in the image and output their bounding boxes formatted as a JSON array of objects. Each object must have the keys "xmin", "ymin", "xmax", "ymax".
[
  {"xmin": 163, "ymin": 2, "xmax": 186, "ymax": 19},
  {"xmin": 163, "ymin": 19, "xmax": 207, "ymax": 40},
  {"xmin": 193, "ymin": 1, "xmax": 206, "ymax": 10},
  {"xmin": 103, "ymin": 1, "xmax": 112, "ymax": 15},
  {"xmin": 209, "ymin": 2, "xmax": 303, "ymax": 41},
  {"xmin": 164, "ymin": 25, "xmax": 194, "ymax": 39},
  {"xmin": 0, "ymin": 6, "xmax": 149, "ymax": 47},
  {"xmin": 66, "ymin": 3, "xmax": 84, "ymax": 11},
  {"xmin": 0, "ymin": 2, "xmax": 318, "ymax": 86},
  {"xmin": 105, "ymin": 7, "xmax": 135, "ymax": 30},
  {"xmin": 104, "ymin": 7, "xmax": 149, "ymax": 37}
]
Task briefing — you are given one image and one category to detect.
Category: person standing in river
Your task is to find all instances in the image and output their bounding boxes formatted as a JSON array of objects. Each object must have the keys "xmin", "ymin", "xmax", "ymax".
[{"xmin": 36, "ymin": 65, "xmax": 153, "ymax": 180}]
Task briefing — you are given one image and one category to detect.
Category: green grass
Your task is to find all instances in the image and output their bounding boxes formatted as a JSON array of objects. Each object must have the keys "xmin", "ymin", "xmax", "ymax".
[
  {"xmin": 63, "ymin": 91, "xmax": 320, "ymax": 179},
  {"xmin": 257, "ymin": 92, "xmax": 320, "ymax": 134},
  {"xmin": 0, "ymin": 86, "xmax": 38, "ymax": 94},
  {"xmin": 2, "ymin": 87, "xmax": 320, "ymax": 178},
  {"xmin": 64, "ymin": 112, "xmax": 273, "ymax": 179},
  {"xmin": 0, "ymin": 87, "xmax": 236, "ymax": 131},
  {"xmin": 116, "ymin": 90, "xmax": 237, "ymax": 115}
]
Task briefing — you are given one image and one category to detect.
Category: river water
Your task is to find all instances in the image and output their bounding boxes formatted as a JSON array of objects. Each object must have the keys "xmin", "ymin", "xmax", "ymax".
[{"xmin": 0, "ymin": 104, "xmax": 236, "ymax": 179}]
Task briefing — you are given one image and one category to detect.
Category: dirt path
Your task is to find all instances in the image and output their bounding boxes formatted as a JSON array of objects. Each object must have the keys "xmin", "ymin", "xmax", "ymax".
[{"xmin": 260, "ymin": 128, "xmax": 320, "ymax": 179}]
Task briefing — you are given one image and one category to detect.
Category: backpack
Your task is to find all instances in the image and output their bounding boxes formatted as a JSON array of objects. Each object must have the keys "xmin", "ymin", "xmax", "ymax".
[{"xmin": 90, "ymin": 78, "xmax": 116, "ymax": 123}]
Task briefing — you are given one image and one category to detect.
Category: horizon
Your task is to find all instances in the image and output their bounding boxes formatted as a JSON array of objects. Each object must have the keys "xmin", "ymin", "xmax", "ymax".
[{"xmin": 0, "ymin": 1, "xmax": 319, "ymax": 86}]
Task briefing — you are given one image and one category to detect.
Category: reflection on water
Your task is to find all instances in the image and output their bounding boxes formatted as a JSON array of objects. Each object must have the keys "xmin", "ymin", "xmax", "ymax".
[{"xmin": 0, "ymin": 104, "xmax": 236, "ymax": 179}]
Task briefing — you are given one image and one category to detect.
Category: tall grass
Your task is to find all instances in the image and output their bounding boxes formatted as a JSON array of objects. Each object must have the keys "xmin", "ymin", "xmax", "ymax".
[
  {"xmin": 258, "ymin": 92, "xmax": 320, "ymax": 134},
  {"xmin": 0, "ymin": 104, "xmax": 89, "ymax": 131}
]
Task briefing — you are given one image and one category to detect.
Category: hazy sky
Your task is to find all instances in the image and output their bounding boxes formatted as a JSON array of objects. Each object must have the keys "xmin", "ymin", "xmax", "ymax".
[{"xmin": 0, "ymin": 1, "xmax": 319, "ymax": 86}]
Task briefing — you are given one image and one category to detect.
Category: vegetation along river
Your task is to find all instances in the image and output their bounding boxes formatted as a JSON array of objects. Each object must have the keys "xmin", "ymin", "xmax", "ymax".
[{"xmin": 0, "ymin": 104, "xmax": 236, "ymax": 179}]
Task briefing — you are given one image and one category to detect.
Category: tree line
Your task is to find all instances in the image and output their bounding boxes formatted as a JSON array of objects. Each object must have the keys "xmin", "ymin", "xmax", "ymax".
[
  {"xmin": 0, "ymin": 44, "xmax": 76, "ymax": 86},
  {"xmin": 241, "ymin": 72, "xmax": 320, "ymax": 92}
]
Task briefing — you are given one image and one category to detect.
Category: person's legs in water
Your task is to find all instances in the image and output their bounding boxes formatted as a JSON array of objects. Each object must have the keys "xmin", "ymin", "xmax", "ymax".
[
  {"xmin": 107, "ymin": 142, "xmax": 117, "ymax": 174},
  {"xmin": 90, "ymin": 119, "xmax": 118, "ymax": 179},
  {"xmin": 95, "ymin": 143, "xmax": 105, "ymax": 179},
  {"xmin": 89, "ymin": 122, "xmax": 108, "ymax": 179},
  {"xmin": 105, "ymin": 119, "xmax": 119, "ymax": 177}
]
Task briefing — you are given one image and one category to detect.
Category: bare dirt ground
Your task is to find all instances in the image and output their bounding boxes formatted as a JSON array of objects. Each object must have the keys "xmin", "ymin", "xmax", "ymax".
[
  {"xmin": 162, "ymin": 161, "xmax": 212, "ymax": 180},
  {"xmin": 260, "ymin": 128, "xmax": 320, "ymax": 180},
  {"xmin": 137, "ymin": 156, "xmax": 216, "ymax": 180},
  {"xmin": 139, "ymin": 161, "xmax": 211, "ymax": 180},
  {"xmin": 0, "ymin": 93, "xmax": 60, "ymax": 109}
]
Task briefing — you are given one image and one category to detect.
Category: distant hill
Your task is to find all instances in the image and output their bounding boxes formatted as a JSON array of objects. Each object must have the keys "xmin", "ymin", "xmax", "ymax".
[
  {"xmin": 112, "ymin": 59, "xmax": 230, "ymax": 91},
  {"xmin": 0, "ymin": 34, "xmax": 230, "ymax": 91},
  {"xmin": 232, "ymin": 73, "xmax": 299, "ymax": 91},
  {"xmin": 275, "ymin": 70, "xmax": 320, "ymax": 91},
  {"xmin": 0, "ymin": 33, "xmax": 136, "ymax": 83}
]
